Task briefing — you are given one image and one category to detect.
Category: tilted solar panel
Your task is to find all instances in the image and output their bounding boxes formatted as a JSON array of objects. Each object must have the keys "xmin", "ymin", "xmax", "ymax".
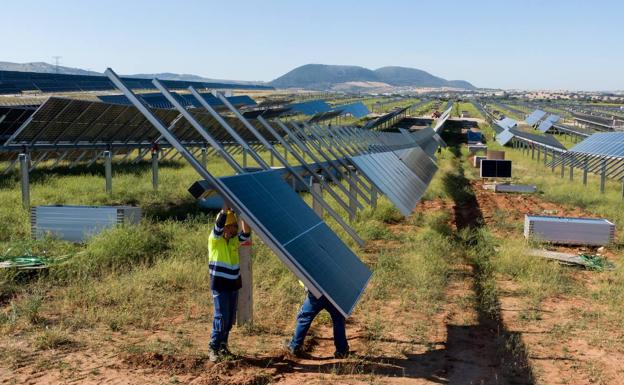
[
  {"xmin": 525, "ymin": 110, "xmax": 547, "ymax": 126},
  {"xmin": 537, "ymin": 120, "xmax": 554, "ymax": 133},
  {"xmin": 350, "ymin": 151, "xmax": 428, "ymax": 216},
  {"xmin": 287, "ymin": 100, "xmax": 331, "ymax": 115},
  {"xmin": 219, "ymin": 170, "xmax": 372, "ymax": 316},
  {"xmin": 568, "ymin": 132, "xmax": 624, "ymax": 158},
  {"xmin": 333, "ymin": 102, "xmax": 370, "ymax": 118},
  {"xmin": 496, "ymin": 130, "xmax": 515, "ymax": 146}
]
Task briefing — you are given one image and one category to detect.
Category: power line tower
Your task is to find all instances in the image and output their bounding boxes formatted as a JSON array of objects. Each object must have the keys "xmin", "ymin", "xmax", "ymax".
[{"xmin": 52, "ymin": 56, "xmax": 62, "ymax": 74}]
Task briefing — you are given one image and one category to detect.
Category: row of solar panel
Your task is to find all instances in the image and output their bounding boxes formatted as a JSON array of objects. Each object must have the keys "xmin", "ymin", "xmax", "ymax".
[
  {"xmin": 97, "ymin": 92, "xmax": 257, "ymax": 110},
  {"xmin": 0, "ymin": 70, "xmax": 273, "ymax": 94}
]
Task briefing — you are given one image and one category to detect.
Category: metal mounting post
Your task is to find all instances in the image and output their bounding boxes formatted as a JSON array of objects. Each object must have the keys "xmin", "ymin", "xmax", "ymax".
[
  {"xmin": 104, "ymin": 150, "xmax": 112, "ymax": 194},
  {"xmin": 583, "ymin": 157, "xmax": 588, "ymax": 186},
  {"xmin": 600, "ymin": 159, "xmax": 607, "ymax": 193},
  {"xmin": 19, "ymin": 153, "xmax": 30, "ymax": 209},
  {"xmin": 152, "ymin": 150, "xmax": 159, "ymax": 190}
]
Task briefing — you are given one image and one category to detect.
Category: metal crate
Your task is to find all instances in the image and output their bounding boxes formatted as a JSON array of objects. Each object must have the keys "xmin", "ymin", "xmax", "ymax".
[
  {"xmin": 31, "ymin": 205, "xmax": 142, "ymax": 242},
  {"xmin": 524, "ymin": 215, "xmax": 615, "ymax": 246}
]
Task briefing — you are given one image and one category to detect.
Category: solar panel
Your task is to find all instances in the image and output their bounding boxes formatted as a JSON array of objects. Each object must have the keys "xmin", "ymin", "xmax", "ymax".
[
  {"xmin": 0, "ymin": 70, "xmax": 273, "ymax": 94},
  {"xmin": 350, "ymin": 151, "xmax": 428, "ymax": 216},
  {"xmin": 397, "ymin": 145, "xmax": 438, "ymax": 185},
  {"xmin": 496, "ymin": 130, "xmax": 515, "ymax": 146},
  {"xmin": 545, "ymin": 114, "xmax": 560, "ymax": 123},
  {"xmin": 287, "ymin": 100, "xmax": 331, "ymax": 115},
  {"xmin": 219, "ymin": 170, "xmax": 372, "ymax": 316},
  {"xmin": 480, "ymin": 160, "xmax": 512, "ymax": 178},
  {"xmin": 525, "ymin": 110, "xmax": 547, "ymax": 125},
  {"xmin": 332, "ymin": 102, "xmax": 370, "ymax": 118},
  {"xmin": 509, "ymin": 128, "xmax": 566, "ymax": 150},
  {"xmin": 568, "ymin": 132, "xmax": 624, "ymax": 158},
  {"xmin": 98, "ymin": 93, "xmax": 256, "ymax": 110},
  {"xmin": 537, "ymin": 120, "xmax": 554, "ymax": 133},
  {"xmin": 497, "ymin": 117, "xmax": 517, "ymax": 130}
]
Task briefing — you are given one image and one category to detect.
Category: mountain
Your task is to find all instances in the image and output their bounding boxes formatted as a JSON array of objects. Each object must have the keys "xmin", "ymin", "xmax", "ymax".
[
  {"xmin": 374, "ymin": 66, "xmax": 474, "ymax": 89},
  {"xmin": 0, "ymin": 62, "xmax": 266, "ymax": 85},
  {"xmin": 0, "ymin": 61, "xmax": 102, "ymax": 76},
  {"xmin": 270, "ymin": 64, "xmax": 475, "ymax": 90},
  {"xmin": 269, "ymin": 64, "xmax": 379, "ymax": 89}
]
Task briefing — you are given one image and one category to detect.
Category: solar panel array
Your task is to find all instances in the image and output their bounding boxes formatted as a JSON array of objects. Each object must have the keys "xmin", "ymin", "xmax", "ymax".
[
  {"xmin": 3, "ymin": 66, "xmax": 451, "ymax": 315},
  {"xmin": 2, "ymin": 97, "xmax": 274, "ymax": 150},
  {"xmin": 98, "ymin": 92, "xmax": 256, "ymax": 110},
  {"xmin": 548, "ymin": 132, "xmax": 624, "ymax": 180},
  {"xmin": 0, "ymin": 69, "xmax": 273, "ymax": 94}
]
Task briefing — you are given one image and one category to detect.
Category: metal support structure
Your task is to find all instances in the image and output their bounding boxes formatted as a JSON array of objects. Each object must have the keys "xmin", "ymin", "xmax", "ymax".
[
  {"xmin": 104, "ymin": 68, "xmax": 330, "ymax": 306},
  {"xmin": 152, "ymin": 150, "xmax": 159, "ymax": 190},
  {"xmin": 569, "ymin": 163, "xmax": 574, "ymax": 181},
  {"xmin": 19, "ymin": 153, "xmax": 30, "ymax": 209},
  {"xmin": 348, "ymin": 169, "xmax": 357, "ymax": 222},
  {"xmin": 104, "ymin": 150, "xmax": 112, "ymax": 194},
  {"xmin": 583, "ymin": 157, "xmax": 589, "ymax": 186},
  {"xmin": 600, "ymin": 160, "xmax": 607, "ymax": 193},
  {"xmin": 213, "ymin": 95, "xmax": 364, "ymax": 245}
]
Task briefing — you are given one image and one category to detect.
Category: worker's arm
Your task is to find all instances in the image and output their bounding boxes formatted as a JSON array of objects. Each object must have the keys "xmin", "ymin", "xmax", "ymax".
[
  {"xmin": 238, "ymin": 219, "xmax": 251, "ymax": 242},
  {"xmin": 213, "ymin": 206, "xmax": 228, "ymax": 238}
]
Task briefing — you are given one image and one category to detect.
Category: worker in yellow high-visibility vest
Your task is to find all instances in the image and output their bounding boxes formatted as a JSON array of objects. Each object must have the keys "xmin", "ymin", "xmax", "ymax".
[{"xmin": 208, "ymin": 204, "xmax": 250, "ymax": 362}]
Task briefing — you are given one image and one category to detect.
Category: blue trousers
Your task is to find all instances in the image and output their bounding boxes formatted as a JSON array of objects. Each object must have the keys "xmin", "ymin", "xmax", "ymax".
[
  {"xmin": 289, "ymin": 292, "xmax": 349, "ymax": 354},
  {"xmin": 210, "ymin": 289, "xmax": 238, "ymax": 351}
]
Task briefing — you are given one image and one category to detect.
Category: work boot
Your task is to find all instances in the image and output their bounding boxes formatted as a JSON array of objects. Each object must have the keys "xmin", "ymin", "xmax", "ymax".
[
  {"xmin": 282, "ymin": 340, "xmax": 303, "ymax": 358},
  {"xmin": 208, "ymin": 348, "xmax": 220, "ymax": 363}
]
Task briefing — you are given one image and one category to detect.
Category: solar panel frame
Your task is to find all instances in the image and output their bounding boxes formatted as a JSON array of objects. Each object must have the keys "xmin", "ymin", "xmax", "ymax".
[{"xmin": 525, "ymin": 109, "xmax": 547, "ymax": 126}]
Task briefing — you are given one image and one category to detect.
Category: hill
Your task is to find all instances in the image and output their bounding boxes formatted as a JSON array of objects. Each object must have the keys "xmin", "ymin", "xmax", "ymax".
[{"xmin": 270, "ymin": 64, "xmax": 476, "ymax": 90}]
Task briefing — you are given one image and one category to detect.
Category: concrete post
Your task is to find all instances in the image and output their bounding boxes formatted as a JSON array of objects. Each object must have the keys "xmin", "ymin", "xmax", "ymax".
[
  {"xmin": 104, "ymin": 151, "xmax": 112, "ymax": 195},
  {"xmin": 201, "ymin": 147, "xmax": 207, "ymax": 168},
  {"xmin": 569, "ymin": 163, "xmax": 574, "ymax": 181},
  {"xmin": 19, "ymin": 153, "xmax": 30, "ymax": 209},
  {"xmin": 237, "ymin": 237, "xmax": 253, "ymax": 326},
  {"xmin": 311, "ymin": 176, "xmax": 323, "ymax": 217},
  {"xmin": 151, "ymin": 151, "xmax": 159, "ymax": 190}
]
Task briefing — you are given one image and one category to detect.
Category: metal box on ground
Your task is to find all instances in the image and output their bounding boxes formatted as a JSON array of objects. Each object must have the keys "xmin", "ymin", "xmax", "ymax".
[
  {"xmin": 467, "ymin": 131, "xmax": 482, "ymax": 143},
  {"xmin": 472, "ymin": 155, "xmax": 486, "ymax": 168},
  {"xmin": 495, "ymin": 184, "xmax": 537, "ymax": 194},
  {"xmin": 467, "ymin": 144, "xmax": 487, "ymax": 153},
  {"xmin": 486, "ymin": 150, "xmax": 505, "ymax": 160},
  {"xmin": 31, "ymin": 205, "xmax": 142, "ymax": 242},
  {"xmin": 524, "ymin": 215, "xmax": 615, "ymax": 246}
]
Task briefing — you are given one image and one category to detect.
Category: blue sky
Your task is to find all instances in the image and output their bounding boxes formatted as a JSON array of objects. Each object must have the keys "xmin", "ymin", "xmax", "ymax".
[{"xmin": 2, "ymin": 0, "xmax": 622, "ymax": 90}]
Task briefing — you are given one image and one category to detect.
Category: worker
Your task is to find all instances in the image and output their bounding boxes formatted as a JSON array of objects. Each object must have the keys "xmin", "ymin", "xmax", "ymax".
[
  {"xmin": 285, "ymin": 286, "xmax": 349, "ymax": 359},
  {"xmin": 208, "ymin": 204, "xmax": 251, "ymax": 362}
]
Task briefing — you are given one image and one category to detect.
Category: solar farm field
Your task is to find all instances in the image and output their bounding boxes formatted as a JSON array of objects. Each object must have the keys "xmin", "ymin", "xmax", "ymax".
[{"xmin": 1, "ymin": 99, "xmax": 623, "ymax": 384}]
